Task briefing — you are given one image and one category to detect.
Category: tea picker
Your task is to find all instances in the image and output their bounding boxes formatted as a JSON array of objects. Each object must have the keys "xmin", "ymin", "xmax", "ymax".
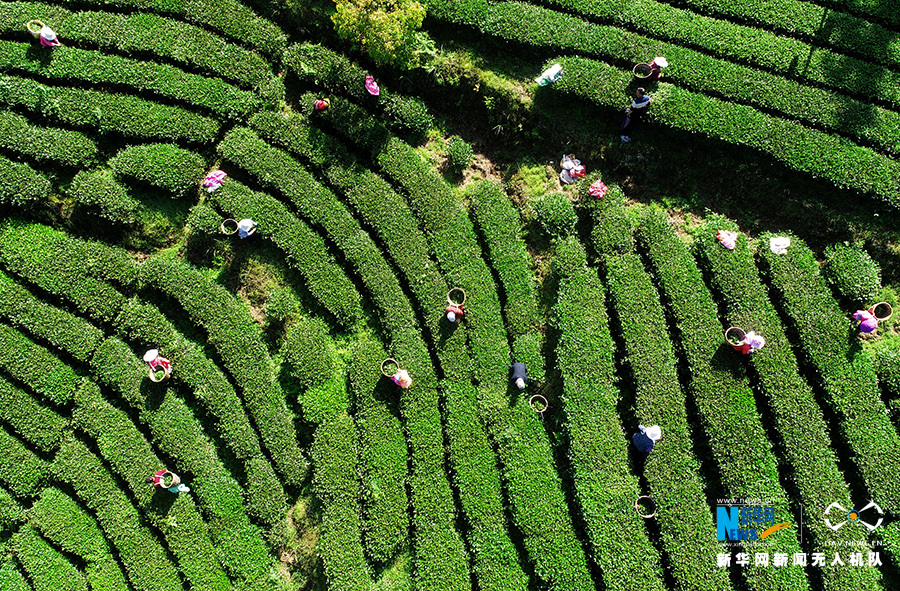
[
  {"xmin": 365, "ymin": 75, "xmax": 380, "ymax": 96},
  {"xmin": 314, "ymin": 98, "xmax": 331, "ymax": 111},
  {"xmin": 143, "ymin": 349, "xmax": 172, "ymax": 382},
  {"xmin": 204, "ymin": 170, "xmax": 227, "ymax": 192},
  {"xmin": 724, "ymin": 327, "xmax": 765, "ymax": 355},
  {"xmin": 146, "ymin": 470, "xmax": 190, "ymax": 494},
  {"xmin": 559, "ymin": 155, "xmax": 586, "ymax": 185},
  {"xmin": 511, "ymin": 362, "xmax": 528, "ymax": 390},
  {"xmin": 633, "ymin": 57, "xmax": 668, "ymax": 82},
  {"xmin": 620, "ymin": 88, "xmax": 650, "ymax": 143},
  {"xmin": 632, "ymin": 424, "xmax": 662, "ymax": 453},
  {"xmin": 854, "ymin": 302, "xmax": 892, "ymax": 334},
  {"xmin": 535, "ymin": 63, "xmax": 563, "ymax": 86},
  {"xmin": 445, "ymin": 288, "xmax": 466, "ymax": 323},
  {"xmin": 26, "ymin": 20, "xmax": 60, "ymax": 47},
  {"xmin": 382, "ymin": 358, "xmax": 412, "ymax": 389}
]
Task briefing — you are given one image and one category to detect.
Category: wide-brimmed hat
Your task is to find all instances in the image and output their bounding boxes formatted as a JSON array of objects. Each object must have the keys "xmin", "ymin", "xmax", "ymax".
[
  {"xmin": 645, "ymin": 425, "xmax": 662, "ymax": 441},
  {"xmin": 40, "ymin": 26, "xmax": 56, "ymax": 41},
  {"xmin": 653, "ymin": 57, "xmax": 669, "ymax": 68},
  {"xmin": 143, "ymin": 349, "xmax": 159, "ymax": 362}
]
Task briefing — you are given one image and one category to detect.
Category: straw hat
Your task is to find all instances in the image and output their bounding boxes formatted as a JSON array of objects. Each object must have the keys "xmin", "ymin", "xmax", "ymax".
[
  {"xmin": 143, "ymin": 349, "xmax": 159, "ymax": 362},
  {"xmin": 645, "ymin": 425, "xmax": 662, "ymax": 441}
]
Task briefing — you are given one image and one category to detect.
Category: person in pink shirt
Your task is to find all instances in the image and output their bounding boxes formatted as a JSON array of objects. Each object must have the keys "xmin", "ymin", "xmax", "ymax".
[{"xmin": 853, "ymin": 309, "xmax": 878, "ymax": 333}]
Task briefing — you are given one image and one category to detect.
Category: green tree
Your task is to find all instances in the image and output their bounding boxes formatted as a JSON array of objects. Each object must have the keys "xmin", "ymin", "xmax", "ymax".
[{"xmin": 332, "ymin": 0, "xmax": 426, "ymax": 69}]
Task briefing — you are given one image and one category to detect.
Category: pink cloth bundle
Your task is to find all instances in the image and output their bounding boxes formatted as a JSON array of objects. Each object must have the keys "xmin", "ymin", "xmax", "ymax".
[
  {"xmin": 588, "ymin": 179, "xmax": 608, "ymax": 199},
  {"xmin": 716, "ymin": 230, "xmax": 738, "ymax": 250},
  {"xmin": 365, "ymin": 75, "xmax": 380, "ymax": 96},
  {"xmin": 204, "ymin": 170, "xmax": 227, "ymax": 192}
]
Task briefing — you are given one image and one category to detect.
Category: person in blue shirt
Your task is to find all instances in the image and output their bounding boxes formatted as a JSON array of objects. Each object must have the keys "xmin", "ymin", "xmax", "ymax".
[
  {"xmin": 620, "ymin": 88, "xmax": 650, "ymax": 142},
  {"xmin": 632, "ymin": 424, "xmax": 662, "ymax": 453}
]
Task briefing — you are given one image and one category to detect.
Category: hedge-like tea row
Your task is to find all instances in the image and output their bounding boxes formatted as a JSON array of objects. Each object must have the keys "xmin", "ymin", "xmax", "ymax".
[
  {"xmin": 245, "ymin": 113, "xmax": 533, "ymax": 591},
  {"xmin": 208, "ymin": 179, "xmax": 363, "ymax": 326},
  {"xmin": 0, "ymin": 110, "xmax": 96, "ymax": 166},
  {"xmin": 547, "ymin": 57, "xmax": 900, "ymax": 207},
  {"xmin": 0, "ymin": 487, "xmax": 23, "ymax": 528},
  {"xmin": 114, "ymin": 297, "xmax": 288, "ymax": 527},
  {"xmin": 90, "ymin": 337, "xmax": 274, "ymax": 583},
  {"xmin": 0, "ymin": 2, "xmax": 277, "ymax": 90},
  {"xmin": 692, "ymin": 218, "xmax": 884, "ymax": 588},
  {"xmin": 66, "ymin": 170, "xmax": 142, "ymax": 226},
  {"xmin": 427, "ymin": 0, "xmax": 900, "ymax": 154},
  {"xmin": 347, "ymin": 338, "xmax": 410, "ymax": 564},
  {"xmin": 107, "ymin": 144, "xmax": 205, "ymax": 197},
  {"xmin": 821, "ymin": 0, "xmax": 900, "ymax": 29},
  {"xmin": 0, "ymin": 560, "xmax": 30, "ymax": 591},
  {"xmin": 283, "ymin": 43, "xmax": 434, "ymax": 143},
  {"xmin": 139, "ymin": 257, "xmax": 307, "ymax": 487},
  {"xmin": 758, "ymin": 233, "xmax": 900, "ymax": 510},
  {"xmin": 311, "ymin": 413, "xmax": 372, "ymax": 591},
  {"xmin": 12, "ymin": 525, "xmax": 88, "ymax": 591},
  {"xmin": 0, "ymin": 323, "xmax": 82, "ymax": 405},
  {"xmin": 0, "ymin": 425, "xmax": 48, "ymax": 497},
  {"xmin": 822, "ymin": 243, "xmax": 882, "ymax": 305},
  {"xmin": 467, "ymin": 180, "xmax": 540, "ymax": 337},
  {"xmin": 533, "ymin": 0, "xmax": 900, "ymax": 107},
  {"xmin": 29, "ymin": 487, "xmax": 131, "ymax": 591},
  {"xmin": 670, "ymin": 0, "xmax": 900, "ymax": 68},
  {"xmin": 552, "ymin": 237, "xmax": 665, "ymax": 591},
  {"xmin": 70, "ymin": 0, "xmax": 287, "ymax": 57},
  {"xmin": 635, "ymin": 211, "xmax": 814, "ymax": 591},
  {"xmin": 0, "ymin": 154, "xmax": 51, "ymax": 206},
  {"xmin": 72, "ymin": 380, "xmax": 232, "ymax": 591},
  {"xmin": 315, "ymin": 97, "xmax": 594, "ymax": 590},
  {"xmin": 0, "ymin": 75, "xmax": 220, "ymax": 144},
  {"xmin": 873, "ymin": 346, "xmax": 900, "ymax": 398},
  {"xmin": 0, "ymin": 375, "xmax": 67, "ymax": 454},
  {"xmin": 53, "ymin": 434, "xmax": 182, "ymax": 591},
  {"xmin": 0, "ymin": 40, "xmax": 260, "ymax": 119},
  {"xmin": 215, "ymin": 130, "xmax": 472, "ymax": 590},
  {"xmin": 603, "ymin": 252, "xmax": 731, "ymax": 590},
  {"xmin": 0, "ymin": 269, "xmax": 103, "ymax": 363}
]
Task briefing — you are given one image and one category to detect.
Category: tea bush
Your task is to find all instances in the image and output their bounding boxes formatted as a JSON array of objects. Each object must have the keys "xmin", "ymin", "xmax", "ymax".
[
  {"xmin": 533, "ymin": 192, "xmax": 577, "ymax": 240},
  {"xmin": 0, "ymin": 155, "xmax": 51, "ymax": 206},
  {"xmin": 108, "ymin": 144, "xmax": 205, "ymax": 197},
  {"xmin": 445, "ymin": 135, "xmax": 473, "ymax": 175},
  {"xmin": 823, "ymin": 243, "xmax": 882, "ymax": 305}
]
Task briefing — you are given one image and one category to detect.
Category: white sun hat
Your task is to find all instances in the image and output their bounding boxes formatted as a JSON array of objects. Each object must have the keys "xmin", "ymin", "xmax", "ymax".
[
  {"xmin": 40, "ymin": 26, "xmax": 57, "ymax": 42},
  {"xmin": 645, "ymin": 425, "xmax": 662, "ymax": 441},
  {"xmin": 653, "ymin": 57, "xmax": 669, "ymax": 68},
  {"xmin": 143, "ymin": 349, "xmax": 159, "ymax": 362}
]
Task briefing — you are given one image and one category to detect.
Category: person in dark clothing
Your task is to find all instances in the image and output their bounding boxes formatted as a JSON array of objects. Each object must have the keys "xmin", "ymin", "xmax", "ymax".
[
  {"xmin": 632, "ymin": 424, "xmax": 662, "ymax": 453},
  {"xmin": 511, "ymin": 362, "xmax": 528, "ymax": 390},
  {"xmin": 620, "ymin": 88, "xmax": 650, "ymax": 142}
]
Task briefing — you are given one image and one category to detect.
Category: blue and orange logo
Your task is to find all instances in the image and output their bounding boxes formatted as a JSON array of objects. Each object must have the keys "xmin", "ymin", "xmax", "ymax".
[{"xmin": 717, "ymin": 505, "xmax": 791, "ymax": 541}]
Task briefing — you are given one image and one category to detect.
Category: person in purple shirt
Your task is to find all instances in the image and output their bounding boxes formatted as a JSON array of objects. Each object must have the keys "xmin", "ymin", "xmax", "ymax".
[{"xmin": 632, "ymin": 424, "xmax": 662, "ymax": 453}]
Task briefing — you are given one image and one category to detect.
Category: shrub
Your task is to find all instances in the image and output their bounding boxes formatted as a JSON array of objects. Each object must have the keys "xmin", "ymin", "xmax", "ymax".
[
  {"xmin": 0, "ymin": 109, "xmax": 96, "ymax": 166},
  {"xmin": 0, "ymin": 559, "xmax": 30, "ymax": 591},
  {"xmin": 0, "ymin": 487, "xmax": 22, "ymax": 528},
  {"xmin": 314, "ymin": 99, "xmax": 594, "ymax": 590},
  {"xmin": 693, "ymin": 217, "xmax": 887, "ymax": 588},
  {"xmin": 0, "ymin": 40, "xmax": 260, "ymax": 118},
  {"xmin": 264, "ymin": 287, "xmax": 299, "ymax": 323},
  {"xmin": 283, "ymin": 43, "xmax": 433, "ymax": 143},
  {"xmin": 0, "ymin": 375, "xmax": 67, "ymax": 453},
  {"xmin": 533, "ymin": 192, "xmax": 577, "ymax": 240},
  {"xmin": 637, "ymin": 211, "xmax": 813, "ymax": 590},
  {"xmin": 0, "ymin": 75, "xmax": 220, "ymax": 144},
  {"xmin": 588, "ymin": 181, "xmax": 633, "ymax": 256},
  {"xmin": 67, "ymin": 170, "xmax": 142, "ymax": 225},
  {"xmin": 0, "ymin": 324, "xmax": 82, "ymax": 405},
  {"xmin": 72, "ymin": 381, "xmax": 233, "ymax": 591},
  {"xmin": 311, "ymin": 413, "xmax": 373, "ymax": 591},
  {"xmin": 873, "ymin": 345, "xmax": 900, "ymax": 398},
  {"xmin": 823, "ymin": 243, "xmax": 882, "ymax": 305},
  {"xmin": 0, "ymin": 269, "xmax": 103, "ymax": 362},
  {"xmin": 0, "ymin": 425, "xmax": 49, "ymax": 497},
  {"xmin": 0, "ymin": 154, "xmax": 51, "ymax": 206},
  {"xmin": 52, "ymin": 434, "xmax": 182, "ymax": 591},
  {"xmin": 108, "ymin": 144, "xmax": 205, "ymax": 197},
  {"xmin": 553, "ymin": 237, "xmax": 667, "ymax": 590},
  {"xmin": 282, "ymin": 316, "xmax": 335, "ymax": 390},
  {"xmin": 603, "ymin": 251, "xmax": 732, "ymax": 590},
  {"xmin": 758, "ymin": 233, "xmax": 900, "ymax": 510},
  {"xmin": 185, "ymin": 203, "xmax": 224, "ymax": 235},
  {"xmin": 12, "ymin": 525, "xmax": 88, "ymax": 591},
  {"xmin": 445, "ymin": 135, "xmax": 472, "ymax": 175}
]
